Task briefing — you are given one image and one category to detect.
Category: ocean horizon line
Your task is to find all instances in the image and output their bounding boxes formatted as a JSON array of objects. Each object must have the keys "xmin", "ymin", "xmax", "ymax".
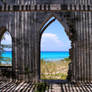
[
  {"xmin": 41, "ymin": 51, "xmax": 69, "ymax": 52},
  {"xmin": 1, "ymin": 50, "xmax": 69, "ymax": 53},
  {"xmin": 1, "ymin": 51, "xmax": 12, "ymax": 52}
]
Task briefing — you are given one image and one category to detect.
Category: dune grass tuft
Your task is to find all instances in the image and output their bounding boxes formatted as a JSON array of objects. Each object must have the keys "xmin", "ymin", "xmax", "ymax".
[{"xmin": 41, "ymin": 58, "xmax": 71, "ymax": 80}]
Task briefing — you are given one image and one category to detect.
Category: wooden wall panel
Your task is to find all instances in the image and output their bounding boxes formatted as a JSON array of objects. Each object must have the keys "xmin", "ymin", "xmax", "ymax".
[{"xmin": 0, "ymin": 0, "xmax": 92, "ymax": 82}]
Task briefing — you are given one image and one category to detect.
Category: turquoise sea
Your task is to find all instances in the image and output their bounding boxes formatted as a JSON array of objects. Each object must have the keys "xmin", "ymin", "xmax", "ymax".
[
  {"xmin": 0, "ymin": 51, "xmax": 69, "ymax": 64},
  {"xmin": 41, "ymin": 51, "xmax": 69, "ymax": 61},
  {"xmin": 0, "ymin": 51, "xmax": 12, "ymax": 64}
]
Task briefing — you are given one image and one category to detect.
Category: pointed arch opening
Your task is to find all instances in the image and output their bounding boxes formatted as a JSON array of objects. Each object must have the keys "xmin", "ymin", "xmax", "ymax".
[
  {"xmin": 40, "ymin": 16, "xmax": 71, "ymax": 80},
  {"xmin": 0, "ymin": 30, "xmax": 12, "ymax": 66}
]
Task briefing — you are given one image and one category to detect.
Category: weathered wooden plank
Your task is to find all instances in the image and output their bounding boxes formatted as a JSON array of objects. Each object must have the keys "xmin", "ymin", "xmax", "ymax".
[
  {"xmin": 9, "ymin": 81, "xmax": 21, "ymax": 92},
  {"xmin": 17, "ymin": 82, "xmax": 28, "ymax": 91},
  {"xmin": 70, "ymin": 82, "xmax": 77, "ymax": 92},
  {"xmin": 0, "ymin": 4, "xmax": 92, "ymax": 12},
  {"xmin": 26, "ymin": 82, "xmax": 34, "ymax": 92},
  {"xmin": 81, "ymin": 12, "xmax": 84, "ymax": 81},
  {"xmin": 7, "ymin": 83, "xmax": 17, "ymax": 92},
  {"xmin": 0, "ymin": 81, "xmax": 12, "ymax": 89},
  {"xmin": 80, "ymin": 12, "xmax": 82, "ymax": 81},
  {"xmin": 89, "ymin": 12, "xmax": 92, "ymax": 81},
  {"xmin": 3, "ymin": 83, "xmax": 15, "ymax": 92},
  {"xmin": 22, "ymin": 82, "xmax": 32, "ymax": 92},
  {"xmin": 14, "ymin": 81, "xmax": 25, "ymax": 91},
  {"xmin": 2, "ymin": 82, "xmax": 14, "ymax": 91},
  {"xmin": 0, "ymin": 81, "xmax": 92, "ymax": 92}
]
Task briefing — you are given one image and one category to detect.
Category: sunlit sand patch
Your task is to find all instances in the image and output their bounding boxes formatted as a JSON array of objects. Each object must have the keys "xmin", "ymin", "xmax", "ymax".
[{"xmin": 41, "ymin": 58, "xmax": 71, "ymax": 80}]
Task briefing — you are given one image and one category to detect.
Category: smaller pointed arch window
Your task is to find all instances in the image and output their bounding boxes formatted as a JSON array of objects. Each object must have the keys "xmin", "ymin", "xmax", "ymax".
[{"xmin": 0, "ymin": 31, "xmax": 12, "ymax": 66}]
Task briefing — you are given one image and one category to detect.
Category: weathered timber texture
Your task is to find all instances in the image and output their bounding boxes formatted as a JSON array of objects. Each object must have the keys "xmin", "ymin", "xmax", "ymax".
[
  {"xmin": 0, "ymin": 80, "xmax": 92, "ymax": 92},
  {"xmin": 0, "ymin": 0, "xmax": 92, "ymax": 82}
]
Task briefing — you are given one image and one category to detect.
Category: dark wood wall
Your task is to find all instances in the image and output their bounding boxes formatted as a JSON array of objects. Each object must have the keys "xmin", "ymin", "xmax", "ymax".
[{"xmin": 0, "ymin": 0, "xmax": 92, "ymax": 82}]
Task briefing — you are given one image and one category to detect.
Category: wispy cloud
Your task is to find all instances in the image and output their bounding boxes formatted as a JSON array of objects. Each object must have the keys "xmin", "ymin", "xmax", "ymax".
[
  {"xmin": 1, "ymin": 33, "xmax": 12, "ymax": 45},
  {"xmin": 41, "ymin": 33, "xmax": 64, "ymax": 51}
]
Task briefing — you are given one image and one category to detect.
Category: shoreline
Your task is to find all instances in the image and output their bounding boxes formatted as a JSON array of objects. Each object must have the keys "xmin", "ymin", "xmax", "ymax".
[{"xmin": 41, "ymin": 57, "xmax": 71, "ymax": 62}]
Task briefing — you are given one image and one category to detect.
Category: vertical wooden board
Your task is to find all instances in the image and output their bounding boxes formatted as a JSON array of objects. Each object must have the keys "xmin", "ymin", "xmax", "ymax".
[
  {"xmin": 88, "ymin": 12, "xmax": 91, "ymax": 81},
  {"xmin": 89, "ymin": 12, "xmax": 92, "ymax": 81},
  {"xmin": 75, "ymin": 12, "xmax": 79, "ymax": 81},
  {"xmin": 80, "ymin": 12, "xmax": 82, "ymax": 81},
  {"xmin": 78, "ymin": 11, "xmax": 81, "ymax": 81},
  {"xmin": 21, "ymin": 12, "xmax": 25, "ymax": 80},
  {"xmin": 90, "ymin": 12, "xmax": 92, "ymax": 80},
  {"xmin": 28, "ymin": 13, "xmax": 33, "ymax": 80},
  {"xmin": 12, "ymin": 12, "xmax": 18, "ymax": 79},
  {"xmin": 28, "ymin": 11, "xmax": 32, "ymax": 80},
  {"xmin": 29, "ymin": 13, "xmax": 34, "ymax": 80},
  {"xmin": 29, "ymin": 13, "xmax": 37, "ymax": 81},
  {"xmin": 34, "ymin": 13, "xmax": 39, "ymax": 81},
  {"xmin": 81, "ymin": 12, "xmax": 84, "ymax": 81},
  {"xmin": 83, "ymin": 12, "xmax": 86, "ymax": 81},
  {"xmin": 72, "ymin": 12, "xmax": 76, "ymax": 81},
  {"xmin": 86, "ymin": 12, "xmax": 90, "ymax": 81},
  {"xmin": 16, "ymin": 12, "xmax": 21, "ymax": 80}
]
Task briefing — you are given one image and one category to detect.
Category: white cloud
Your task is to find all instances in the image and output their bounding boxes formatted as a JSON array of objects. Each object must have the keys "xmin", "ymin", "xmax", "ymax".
[
  {"xmin": 41, "ymin": 33, "xmax": 64, "ymax": 51},
  {"xmin": 41, "ymin": 33, "xmax": 63, "ymax": 44},
  {"xmin": 1, "ymin": 33, "xmax": 12, "ymax": 45}
]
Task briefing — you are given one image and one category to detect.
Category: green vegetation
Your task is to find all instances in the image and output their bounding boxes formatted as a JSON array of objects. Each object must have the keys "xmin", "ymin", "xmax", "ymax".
[
  {"xmin": 64, "ymin": 58, "xmax": 71, "ymax": 61},
  {"xmin": 35, "ymin": 82, "xmax": 48, "ymax": 92},
  {"xmin": 41, "ymin": 58, "xmax": 71, "ymax": 80},
  {"xmin": 0, "ymin": 56, "xmax": 11, "ymax": 66}
]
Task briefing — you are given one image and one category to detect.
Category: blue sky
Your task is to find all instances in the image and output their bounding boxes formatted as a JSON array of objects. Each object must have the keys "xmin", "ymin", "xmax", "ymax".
[
  {"xmin": 1, "ymin": 17, "xmax": 71, "ymax": 52},
  {"xmin": 41, "ymin": 18, "xmax": 71, "ymax": 51}
]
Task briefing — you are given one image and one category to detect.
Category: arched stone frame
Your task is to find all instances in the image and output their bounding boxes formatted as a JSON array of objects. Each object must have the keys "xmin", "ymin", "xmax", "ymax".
[{"xmin": 37, "ymin": 13, "xmax": 73, "ymax": 80}]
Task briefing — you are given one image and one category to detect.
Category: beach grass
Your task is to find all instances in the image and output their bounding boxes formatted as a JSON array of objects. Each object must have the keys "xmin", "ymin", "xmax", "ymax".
[
  {"xmin": 0, "ymin": 63, "xmax": 11, "ymax": 66},
  {"xmin": 41, "ymin": 58, "xmax": 71, "ymax": 80},
  {"xmin": 0, "ymin": 56, "xmax": 12, "ymax": 66}
]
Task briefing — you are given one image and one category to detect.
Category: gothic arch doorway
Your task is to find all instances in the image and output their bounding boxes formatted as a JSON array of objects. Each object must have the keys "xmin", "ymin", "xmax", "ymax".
[{"xmin": 39, "ymin": 15, "xmax": 72, "ymax": 80}]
